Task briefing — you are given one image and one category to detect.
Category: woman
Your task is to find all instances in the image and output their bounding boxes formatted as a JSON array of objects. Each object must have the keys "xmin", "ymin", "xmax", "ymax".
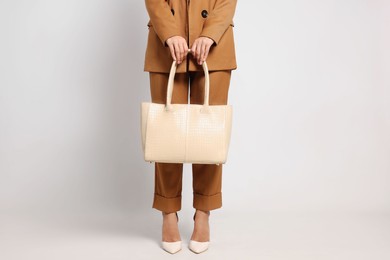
[{"xmin": 143, "ymin": 0, "xmax": 237, "ymax": 254}]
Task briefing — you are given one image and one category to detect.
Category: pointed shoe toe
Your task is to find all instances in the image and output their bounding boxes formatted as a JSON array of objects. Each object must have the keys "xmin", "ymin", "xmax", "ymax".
[
  {"xmin": 188, "ymin": 240, "xmax": 209, "ymax": 254},
  {"xmin": 162, "ymin": 241, "xmax": 182, "ymax": 254}
]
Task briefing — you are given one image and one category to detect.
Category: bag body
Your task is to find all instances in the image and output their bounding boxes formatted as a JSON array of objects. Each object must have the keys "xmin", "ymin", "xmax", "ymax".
[{"xmin": 141, "ymin": 61, "xmax": 233, "ymax": 164}]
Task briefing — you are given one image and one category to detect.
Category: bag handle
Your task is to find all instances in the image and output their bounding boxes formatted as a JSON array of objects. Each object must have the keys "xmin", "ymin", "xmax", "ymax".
[{"xmin": 166, "ymin": 60, "xmax": 210, "ymax": 111}]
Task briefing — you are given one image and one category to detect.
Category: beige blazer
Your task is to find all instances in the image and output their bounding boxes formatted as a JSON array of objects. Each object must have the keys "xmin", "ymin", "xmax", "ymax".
[{"xmin": 144, "ymin": 0, "xmax": 237, "ymax": 73}]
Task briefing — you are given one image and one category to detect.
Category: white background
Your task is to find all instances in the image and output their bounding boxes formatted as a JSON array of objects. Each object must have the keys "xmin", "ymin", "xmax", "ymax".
[{"xmin": 1, "ymin": 0, "xmax": 389, "ymax": 259}]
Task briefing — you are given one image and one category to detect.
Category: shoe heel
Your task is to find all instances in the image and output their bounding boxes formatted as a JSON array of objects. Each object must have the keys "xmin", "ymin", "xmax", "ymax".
[
  {"xmin": 189, "ymin": 210, "xmax": 210, "ymax": 254},
  {"xmin": 161, "ymin": 212, "xmax": 182, "ymax": 254}
]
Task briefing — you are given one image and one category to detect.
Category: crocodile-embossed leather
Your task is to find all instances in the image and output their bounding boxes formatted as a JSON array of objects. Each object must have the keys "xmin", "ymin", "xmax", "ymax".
[{"xmin": 141, "ymin": 61, "xmax": 233, "ymax": 164}]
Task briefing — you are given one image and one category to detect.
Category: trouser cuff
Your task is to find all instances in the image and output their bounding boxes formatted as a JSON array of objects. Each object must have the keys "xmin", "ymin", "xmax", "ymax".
[
  {"xmin": 193, "ymin": 192, "xmax": 222, "ymax": 211},
  {"xmin": 152, "ymin": 193, "xmax": 181, "ymax": 213}
]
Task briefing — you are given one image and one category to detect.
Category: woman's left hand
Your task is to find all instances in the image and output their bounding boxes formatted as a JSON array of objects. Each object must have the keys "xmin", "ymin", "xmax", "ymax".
[{"xmin": 190, "ymin": 37, "xmax": 215, "ymax": 65}]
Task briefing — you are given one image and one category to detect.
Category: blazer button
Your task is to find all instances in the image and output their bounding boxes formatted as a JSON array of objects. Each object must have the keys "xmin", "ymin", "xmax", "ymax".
[
  {"xmin": 171, "ymin": 8, "xmax": 175, "ymax": 15},
  {"xmin": 201, "ymin": 10, "xmax": 208, "ymax": 18}
]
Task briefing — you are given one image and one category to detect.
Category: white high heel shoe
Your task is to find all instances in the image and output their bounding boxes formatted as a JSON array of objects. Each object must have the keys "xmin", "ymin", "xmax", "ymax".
[
  {"xmin": 162, "ymin": 240, "xmax": 181, "ymax": 254},
  {"xmin": 189, "ymin": 240, "xmax": 210, "ymax": 254},
  {"xmin": 161, "ymin": 212, "xmax": 182, "ymax": 254},
  {"xmin": 189, "ymin": 210, "xmax": 210, "ymax": 254}
]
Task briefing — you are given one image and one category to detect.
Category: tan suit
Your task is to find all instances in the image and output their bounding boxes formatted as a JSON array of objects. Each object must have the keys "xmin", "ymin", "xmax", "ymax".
[
  {"xmin": 144, "ymin": 0, "xmax": 237, "ymax": 73},
  {"xmin": 144, "ymin": 0, "xmax": 237, "ymax": 213}
]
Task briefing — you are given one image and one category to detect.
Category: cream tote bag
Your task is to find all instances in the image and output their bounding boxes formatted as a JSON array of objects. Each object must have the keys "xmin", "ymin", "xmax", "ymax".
[{"xmin": 141, "ymin": 60, "xmax": 233, "ymax": 164}]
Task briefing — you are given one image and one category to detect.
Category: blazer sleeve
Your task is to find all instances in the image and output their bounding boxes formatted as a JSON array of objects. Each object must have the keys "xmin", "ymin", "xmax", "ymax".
[
  {"xmin": 199, "ymin": 0, "xmax": 237, "ymax": 45},
  {"xmin": 144, "ymin": 0, "xmax": 182, "ymax": 46}
]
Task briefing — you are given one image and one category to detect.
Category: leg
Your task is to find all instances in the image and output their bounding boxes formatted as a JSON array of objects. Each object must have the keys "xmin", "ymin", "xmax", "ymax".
[
  {"xmin": 188, "ymin": 70, "xmax": 232, "ymax": 252},
  {"xmin": 149, "ymin": 72, "xmax": 189, "ymax": 213},
  {"xmin": 189, "ymin": 70, "xmax": 231, "ymax": 211},
  {"xmin": 153, "ymin": 163, "xmax": 183, "ymax": 213},
  {"xmin": 192, "ymin": 164, "xmax": 223, "ymax": 211},
  {"xmin": 149, "ymin": 72, "xmax": 189, "ymax": 252}
]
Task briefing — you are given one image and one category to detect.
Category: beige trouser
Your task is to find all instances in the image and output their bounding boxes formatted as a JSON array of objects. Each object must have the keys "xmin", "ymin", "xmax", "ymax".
[{"xmin": 148, "ymin": 69, "xmax": 231, "ymax": 213}]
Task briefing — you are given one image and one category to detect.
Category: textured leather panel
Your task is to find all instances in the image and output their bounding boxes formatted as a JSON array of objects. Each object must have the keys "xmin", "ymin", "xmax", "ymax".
[{"xmin": 141, "ymin": 102, "xmax": 232, "ymax": 164}]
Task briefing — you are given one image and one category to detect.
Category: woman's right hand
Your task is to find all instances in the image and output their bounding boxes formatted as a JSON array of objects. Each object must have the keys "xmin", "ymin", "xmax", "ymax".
[{"xmin": 166, "ymin": 36, "xmax": 188, "ymax": 64}]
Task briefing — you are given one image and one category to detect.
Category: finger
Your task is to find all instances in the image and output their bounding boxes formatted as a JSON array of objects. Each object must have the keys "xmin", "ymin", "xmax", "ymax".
[
  {"xmin": 190, "ymin": 42, "xmax": 197, "ymax": 55},
  {"xmin": 203, "ymin": 44, "xmax": 211, "ymax": 61},
  {"xmin": 201, "ymin": 42, "xmax": 211, "ymax": 62},
  {"xmin": 183, "ymin": 42, "xmax": 189, "ymax": 57},
  {"xmin": 200, "ymin": 43, "xmax": 207, "ymax": 64},
  {"xmin": 168, "ymin": 43, "xmax": 176, "ymax": 61},
  {"xmin": 180, "ymin": 41, "xmax": 187, "ymax": 62},
  {"xmin": 198, "ymin": 42, "xmax": 206, "ymax": 64},
  {"xmin": 180, "ymin": 40, "xmax": 187, "ymax": 61},
  {"xmin": 196, "ymin": 41, "xmax": 202, "ymax": 62},
  {"xmin": 178, "ymin": 42, "xmax": 184, "ymax": 63},
  {"xmin": 174, "ymin": 42, "xmax": 181, "ymax": 64},
  {"xmin": 181, "ymin": 41, "xmax": 187, "ymax": 59}
]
